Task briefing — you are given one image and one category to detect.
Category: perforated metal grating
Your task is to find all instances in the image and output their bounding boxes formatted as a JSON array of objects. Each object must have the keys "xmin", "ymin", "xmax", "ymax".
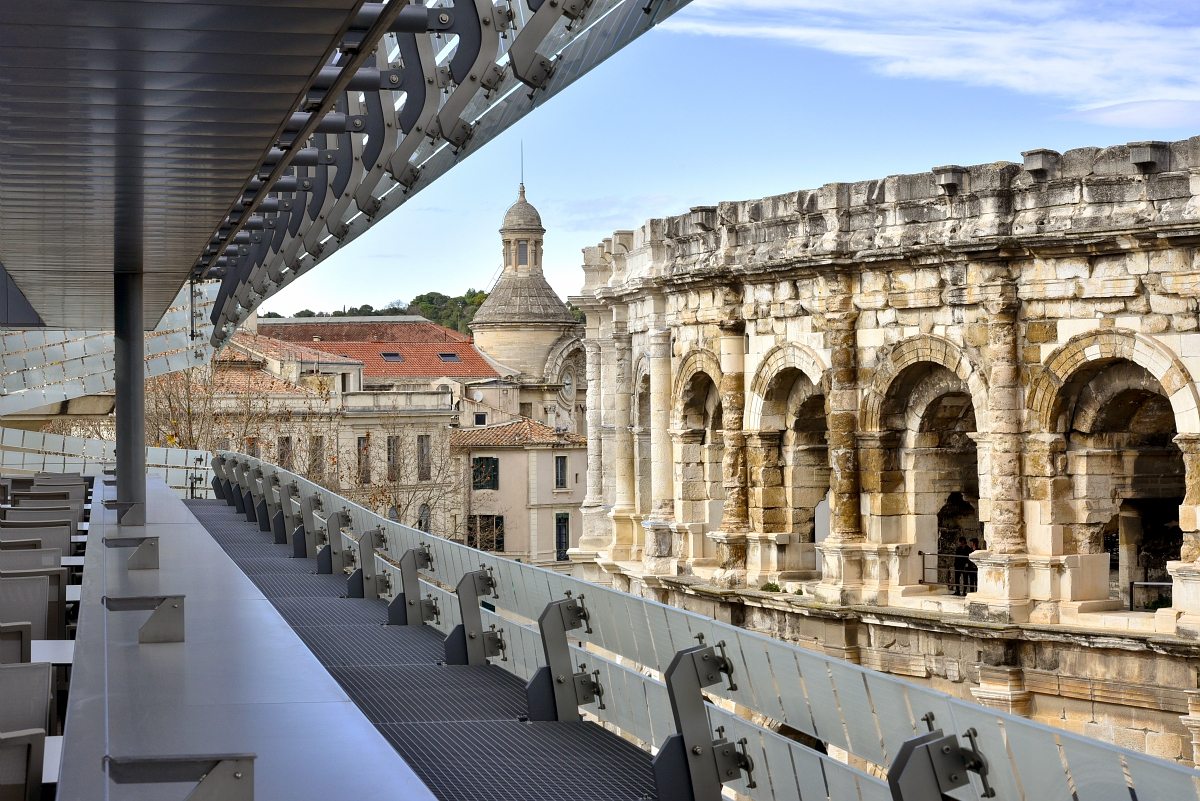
[{"xmin": 187, "ymin": 499, "xmax": 657, "ymax": 800}]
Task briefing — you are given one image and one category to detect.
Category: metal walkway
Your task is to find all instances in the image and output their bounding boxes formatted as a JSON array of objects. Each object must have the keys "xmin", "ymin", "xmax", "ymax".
[{"xmin": 187, "ymin": 498, "xmax": 657, "ymax": 801}]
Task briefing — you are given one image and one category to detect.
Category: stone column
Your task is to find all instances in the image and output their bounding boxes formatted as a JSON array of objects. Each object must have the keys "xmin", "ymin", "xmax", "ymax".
[
  {"xmin": 570, "ymin": 337, "xmax": 608, "ymax": 576},
  {"xmin": 608, "ymin": 325, "xmax": 636, "ymax": 560},
  {"xmin": 647, "ymin": 328, "xmax": 674, "ymax": 519},
  {"xmin": 710, "ymin": 323, "xmax": 749, "ymax": 586},
  {"xmin": 970, "ymin": 290, "xmax": 1034, "ymax": 623},
  {"xmin": 1180, "ymin": 690, "xmax": 1200, "ymax": 765},
  {"xmin": 1166, "ymin": 434, "xmax": 1200, "ymax": 636},
  {"xmin": 815, "ymin": 284, "xmax": 865, "ymax": 604},
  {"xmin": 981, "ymin": 294, "xmax": 1025, "ymax": 555},
  {"xmin": 669, "ymin": 428, "xmax": 708, "ymax": 568},
  {"xmin": 745, "ymin": 431, "xmax": 785, "ymax": 583}
]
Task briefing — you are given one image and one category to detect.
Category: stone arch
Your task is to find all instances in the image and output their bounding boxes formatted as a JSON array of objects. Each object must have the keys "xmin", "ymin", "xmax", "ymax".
[
  {"xmin": 860, "ymin": 335, "xmax": 990, "ymax": 434},
  {"xmin": 671, "ymin": 348, "xmax": 723, "ymax": 430},
  {"xmin": 542, "ymin": 334, "xmax": 584, "ymax": 384},
  {"xmin": 1027, "ymin": 329, "xmax": 1200, "ymax": 436},
  {"xmin": 745, "ymin": 343, "xmax": 830, "ymax": 430}
]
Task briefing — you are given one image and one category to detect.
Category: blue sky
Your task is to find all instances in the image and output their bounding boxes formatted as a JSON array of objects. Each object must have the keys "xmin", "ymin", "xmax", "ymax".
[{"xmin": 260, "ymin": 0, "xmax": 1200, "ymax": 315}]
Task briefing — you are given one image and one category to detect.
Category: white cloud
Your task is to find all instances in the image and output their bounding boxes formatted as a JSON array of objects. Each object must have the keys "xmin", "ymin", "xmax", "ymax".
[{"xmin": 663, "ymin": 1, "xmax": 1200, "ymax": 126}]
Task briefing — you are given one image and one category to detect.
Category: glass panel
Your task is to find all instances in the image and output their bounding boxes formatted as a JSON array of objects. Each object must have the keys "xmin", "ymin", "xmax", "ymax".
[
  {"xmin": 734, "ymin": 630, "xmax": 785, "ymax": 721},
  {"xmin": 760, "ymin": 728, "xmax": 803, "ymax": 801},
  {"xmin": 1126, "ymin": 752, "xmax": 1200, "ymax": 801},
  {"xmin": 827, "ymin": 661, "xmax": 885, "ymax": 766},
  {"xmin": 793, "ymin": 651, "xmax": 848, "ymax": 750},
  {"xmin": 1059, "ymin": 736, "xmax": 1132, "ymax": 801},
  {"xmin": 944, "ymin": 701, "xmax": 1024, "ymax": 801},
  {"xmin": 767, "ymin": 642, "xmax": 816, "ymax": 738},
  {"xmin": 1005, "ymin": 725, "xmax": 1073, "ymax": 801},
  {"xmin": 863, "ymin": 673, "xmax": 917, "ymax": 765}
]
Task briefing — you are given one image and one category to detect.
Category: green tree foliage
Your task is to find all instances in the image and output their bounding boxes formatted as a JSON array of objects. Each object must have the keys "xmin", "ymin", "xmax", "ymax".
[
  {"xmin": 407, "ymin": 289, "xmax": 488, "ymax": 333},
  {"xmin": 260, "ymin": 311, "xmax": 283, "ymax": 319}
]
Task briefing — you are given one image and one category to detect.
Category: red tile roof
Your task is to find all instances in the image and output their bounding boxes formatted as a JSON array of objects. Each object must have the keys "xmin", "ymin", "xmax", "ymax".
[
  {"xmin": 259, "ymin": 319, "xmax": 470, "ymax": 344},
  {"xmin": 451, "ymin": 418, "xmax": 586, "ymax": 449},
  {"xmin": 304, "ymin": 341, "xmax": 498, "ymax": 379},
  {"xmin": 211, "ymin": 365, "xmax": 316, "ymax": 396},
  {"xmin": 223, "ymin": 331, "xmax": 361, "ymax": 366}
]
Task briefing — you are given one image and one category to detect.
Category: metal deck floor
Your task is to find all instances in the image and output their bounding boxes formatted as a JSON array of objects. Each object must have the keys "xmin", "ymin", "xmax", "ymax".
[{"xmin": 187, "ymin": 499, "xmax": 658, "ymax": 801}]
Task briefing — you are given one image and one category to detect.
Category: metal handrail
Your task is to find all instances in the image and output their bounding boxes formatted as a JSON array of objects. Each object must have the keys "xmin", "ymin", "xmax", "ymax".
[
  {"xmin": 217, "ymin": 452, "xmax": 1200, "ymax": 801},
  {"xmin": 1128, "ymin": 580, "xmax": 1173, "ymax": 611}
]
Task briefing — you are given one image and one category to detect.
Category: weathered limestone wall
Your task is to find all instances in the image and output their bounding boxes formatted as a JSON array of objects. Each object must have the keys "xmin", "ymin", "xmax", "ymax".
[{"xmin": 573, "ymin": 137, "xmax": 1200, "ymax": 763}]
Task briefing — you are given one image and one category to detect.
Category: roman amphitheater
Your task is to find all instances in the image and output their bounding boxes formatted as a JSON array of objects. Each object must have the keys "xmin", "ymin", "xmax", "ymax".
[{"xmin": 572, "ymin": 137, "xmax": 1200, "ymax": 760}]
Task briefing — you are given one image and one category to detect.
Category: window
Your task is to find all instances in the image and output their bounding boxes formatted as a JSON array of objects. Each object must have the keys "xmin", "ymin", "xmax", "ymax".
[
  {"xmin": 386, "ymin": 436, "xmax": 400, "ymax": 482},
  {"xmin": 472, "ymin": 456, "xmax": 499, "ymax": 490},
  {"xmin": 417, "ymin": 503, "xmax": 431, "ymax": 532},
  {"xmin": 308, "ymin": 435, "xmax": 325, "ymax": 477},
  {"xmin": 438, "ymin": 352, "xmax": 461, "ymax": 363},
  {"xmin": 417, "ymin": 434, "xmax": 431, "ymax": 481},
  {"xmin": 277, "ymin": 436, "xmax": 293, "ymax": 471},
  {"xmin": 474, "ymin": 412, "xmax": 487, "ymax": 426},
  {"xmin": 467, "ymin": 515, "xmax": 505, "ymax": 551},
  {"xmin": 519, "ymin": 402, "xmax": 532, "ymax": 418},
  {"xmin": 517, "ymin": 240, "xmax": 529, "ymax": 265},
  {"xmin": 555, "ymin": 455, "xmax": 568, "ymax": 489},
  {"xmin": 555, "ymin": 513, "xmax": 570, "ymax": 561},
  {"xmin": 387, "ymin": 505, "xmax": 400, "ymax": 521},
  {"xmin": 381, "ymin": 352, "xmax": 403, "ymax": 362},
  {"xmin": 357, "ymin": 436, "xmax": 371, "ymax": 485},
  {"xmin": 246, "ymin": 438, "xmax": 260, "ymax": 459}
]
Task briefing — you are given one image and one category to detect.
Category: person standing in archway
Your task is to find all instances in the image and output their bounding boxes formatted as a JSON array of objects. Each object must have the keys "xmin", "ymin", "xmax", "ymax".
[
  {"xmin": 953, "ymin": 536, "xmax": 971, "ymax": 596},
  {"xmin": 965, "ymin": 537, "xmax": 980, "ymax": 594}
]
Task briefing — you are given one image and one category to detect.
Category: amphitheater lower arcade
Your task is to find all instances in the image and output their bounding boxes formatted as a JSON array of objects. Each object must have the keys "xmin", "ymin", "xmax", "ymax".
[{"xmin": 571, "ymin": 137, "xmax": 1200, "ymax": 763}]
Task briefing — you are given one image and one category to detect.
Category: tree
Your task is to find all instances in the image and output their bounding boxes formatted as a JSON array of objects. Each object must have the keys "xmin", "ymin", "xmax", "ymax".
[
  {"xmin": 261, "ymin": 311, "xmax": 283, "ymax": 319},
  {"xmin": 294, "ymin": 309, "xmax": 316, "ymax": 318},
  {"xmin": 345, "ymin": 420, "xmax": 465, "ymax": 540},
  {"xmin": 408, "ymin": 289, "xmax": 488, "ymax": 333}
]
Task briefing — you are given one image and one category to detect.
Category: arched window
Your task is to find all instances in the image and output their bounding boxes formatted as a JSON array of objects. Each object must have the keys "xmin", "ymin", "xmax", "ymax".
[
  {"xmin": 417, "ymin": 503, "xmax": 431, "ymax": 532},
  {"xmin": 387, "ymin": 505, "xmax": 400, "ymax": 521}
]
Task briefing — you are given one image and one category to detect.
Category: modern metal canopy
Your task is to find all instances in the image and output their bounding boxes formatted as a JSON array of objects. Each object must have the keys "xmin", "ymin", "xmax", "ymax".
[
  {"xmin": 0, "ymin": 0, "xmax": 692, "ymax": 335},
  {"xmin": 0, "ymin": 0, "xmax": 368, "ymax": 330}
]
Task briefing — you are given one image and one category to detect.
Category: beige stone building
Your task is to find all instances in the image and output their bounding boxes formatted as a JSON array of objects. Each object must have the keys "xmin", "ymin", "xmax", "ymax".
[
  {"xmin": 573, "ymin": 136, "xmax": 1200, "ymax": 762},
  {"xmin": 451, "ymin": 418, "xmax": 587, "ymax": 567}
]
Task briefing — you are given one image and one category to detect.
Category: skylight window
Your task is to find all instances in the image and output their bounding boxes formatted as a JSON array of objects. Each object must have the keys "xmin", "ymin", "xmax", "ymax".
[
  {"xmin": 438, "ymin": 352, "xmax": 461, "ymax": 363},
  {"xmin": 381, "ymin": 352, "xmax": 403, "ymax": 362}
]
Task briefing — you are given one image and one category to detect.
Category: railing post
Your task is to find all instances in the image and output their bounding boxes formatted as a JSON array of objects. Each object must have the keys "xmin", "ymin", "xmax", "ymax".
[
  {"xmin": 526, "ymin": 592, "xmax": 604, "ymax": 722},
  {"xmin": 280, "ymin": 482, "xmax": 302, "ymax": 547},
  {"xmin": 104, "ymin": 535, "xmax": 160, "ymax": 570},
  {"xmin": 264, "ymin": 473, "xmax": 285, "ymax": 543},
  {"xmin": 228, "ymin": 461, "xmax": 245, "ymax": 514},
  {"xmin": 250, "ymin": 467, "xmax": 270, "ymax": 533},
  {"xmin": 347, "ymin": 527, "xmax": 383, "ymax": 599},
  {"xmin": 240, "ymin": 462, "xmax": 256, "ymax": 524},
  {"xmin": 388, "ymin": 544, "xmax": 439, "ymax": 625},
  {"xmin": 887, "ymin": 712, "xmax": 996, "ymax": 800},
  {"xmin": 315, "ymin": 510, "xmax": 348, "ymax": 574},
  {"xmin": 210, "ymin": 455, "xmax": 227, "ymax": 501},
  {"xmin": 653, "ymin": 637, "xmax": 754, "ymax": 801},
  {"xmin": 296, "ymin": 492, "xmax": 322, "ymax": 559},
  {"xmin": 444, "ymin": 565, "xmax": 505, "ymax": 666}
]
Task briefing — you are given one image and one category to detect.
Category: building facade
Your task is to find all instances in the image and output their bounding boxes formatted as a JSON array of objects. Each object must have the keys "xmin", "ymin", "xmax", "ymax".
[{"xmin": 573, "ymin": 137, "xmax": 1200, "ymax": 762}]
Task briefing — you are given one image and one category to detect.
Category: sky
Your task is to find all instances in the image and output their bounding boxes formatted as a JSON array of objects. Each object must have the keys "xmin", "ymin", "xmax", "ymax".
[{"xmin": 259, "ymin": 0, "xmax": 1200, "ymax": 316}]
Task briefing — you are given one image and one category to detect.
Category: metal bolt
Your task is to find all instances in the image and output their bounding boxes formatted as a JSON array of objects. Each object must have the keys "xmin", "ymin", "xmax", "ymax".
[
  {"xmin": 556, "ymin": 675, "xmax": 565, "ymax": 684},
  {"xmin": 691, "ymin": 746, "xmax": 703, "ymax": 755},
  {"xmin": 389, "ymin": 74, "xmax": 400, "ymax": 85},
  {"xmin": 234, "ymin": 772, "xmax": 243, "ymax": 779},
  {"xmin": 942, "ymin": 745, "xmax": 953, "ymax": 754},
  {"xmin": 438, "ymin": 12, "xmax": 450, "ymax": 23},
  {"xmin": 468, "ymin": 632, "xmax": 477, "ymax": 639},
  {"xmin": 949, "ymin": 773, "xmax": 961, "ymax": 782}
]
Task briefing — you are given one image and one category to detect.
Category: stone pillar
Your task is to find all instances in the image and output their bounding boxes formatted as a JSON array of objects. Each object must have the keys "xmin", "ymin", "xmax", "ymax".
[
  {"xmin": 608, "ymin": 325, "xmax": 636, "ymax": 560},
  {"xmin": 815, "ymin": 285, "xmax": 865, "ymax": 604},
  {"xmin": 745, "ymin": 431, "xmax": 785, "ymax": 584},
  {"xmin": 710, "ymin": 323, "xmax": 749, "ymax": 587},
  {"xmin": 570, "ymin": 338, "xmax": 608, "ymax": 577},
  {"xmin": 970, "ymin": 291, "xmax": 1033, "ymax": 623},
  {"xmin": 670, "ymin": 428, "xmax": 708, "ymax": 567},
  {"xmin": 1165, "ymin": 434, "xmax": 1200, "ymax": 636},
  {"xmin": 1118, "ymin": 505, "xmax": 1142, "ymax": 608},
  {"xmin": 647, "ymin": 329, "xmax": 674, "ymax": 518},
  {"xmin": 981, "ymin": 294, "xmax": 1025, "ymax": 555}
]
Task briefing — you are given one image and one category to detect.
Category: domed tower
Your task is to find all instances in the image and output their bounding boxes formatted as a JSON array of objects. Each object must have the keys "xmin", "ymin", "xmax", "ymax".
[{"xmin": 471, "ymin": 185, "xmax": 579, "ymax": 379}]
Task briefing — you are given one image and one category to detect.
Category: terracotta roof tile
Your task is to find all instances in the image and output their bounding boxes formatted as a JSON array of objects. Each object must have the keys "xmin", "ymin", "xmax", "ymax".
[
  {"xmin": 451, "ymin": 418, "xmax": 586, "ymax": 449},
  {"xmin": 304, "ymin": 341, "xmax": 498, "ymax": 379},
  {"xmin": 211, "ymin": 365, "xmax": 315, "ymax": 396},
  {"xmin": 226, "ymin": 331, "xmax": 361, "ymax": 365},
  {"xmin": 259, "ymin": 319, "xmax": 470, "ymax": 344}
]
